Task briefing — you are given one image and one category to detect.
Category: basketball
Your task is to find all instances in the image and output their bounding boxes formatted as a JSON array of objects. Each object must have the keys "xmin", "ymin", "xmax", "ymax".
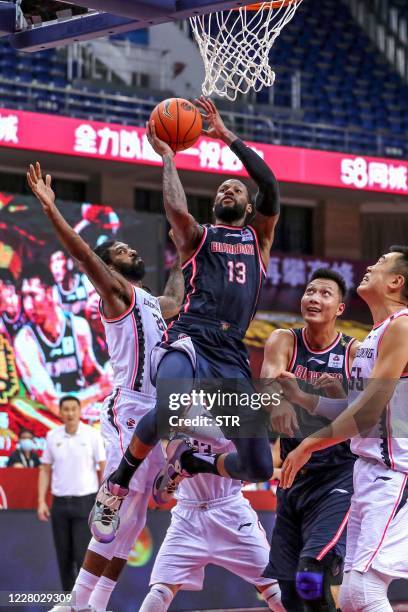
[{"xmin": 149, "ymin": 98, "xmax": 202, "ymax": 153}]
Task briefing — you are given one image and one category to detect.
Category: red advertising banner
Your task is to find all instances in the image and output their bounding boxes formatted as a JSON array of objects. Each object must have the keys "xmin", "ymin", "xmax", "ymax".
[{"xmin": 0, "ymin": 108, "xmax": 407, "ymax": 196}]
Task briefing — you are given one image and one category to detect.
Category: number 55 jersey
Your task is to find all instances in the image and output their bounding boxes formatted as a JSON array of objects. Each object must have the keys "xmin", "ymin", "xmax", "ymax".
[{"xmin": 349, "ymin": 309, "xmax": 408, "ymax": 474}]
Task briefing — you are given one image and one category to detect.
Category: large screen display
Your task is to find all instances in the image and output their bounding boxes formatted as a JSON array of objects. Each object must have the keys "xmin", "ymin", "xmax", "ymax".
[{"xmin": 0, "ymin": 191, "xmax": 165, "ymax": 465}]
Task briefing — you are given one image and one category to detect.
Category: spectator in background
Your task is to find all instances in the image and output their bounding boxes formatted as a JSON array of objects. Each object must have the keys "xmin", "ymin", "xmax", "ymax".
[
  {"xmin": 14, "ymin": 262, "xmax": 111, "ymax": 415},
  {"xmin": 0, "ymin": 268, "xmax": 26, "ymax": 344},
  {"xmin": 50, "ymin": 250, "xmax": 91, "ymax": 316},
  {"xmin": 7, "ymin": 428, "xmax": 40, "ymax": 468},
  {"xmin": 37, "ymin": 395, "xmax": 105, "ymax": 591}
]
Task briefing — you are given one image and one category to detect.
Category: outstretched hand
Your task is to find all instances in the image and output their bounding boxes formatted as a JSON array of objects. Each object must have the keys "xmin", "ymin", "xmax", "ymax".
[
  {"xmin": 146, "ymin": 120, "xmax": 174, "ymax": 157},
  {"xmin": 195, "ymin": 96, "xmax": 229, "ymax": 140},
  {"xmin": 27, "ymin": 162, "xmax": 56, "ymax": 214}
]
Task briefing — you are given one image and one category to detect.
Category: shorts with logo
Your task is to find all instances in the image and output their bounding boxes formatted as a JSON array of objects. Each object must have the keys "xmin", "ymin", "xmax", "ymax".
[
  {"xmin": 264, "ymin": 463, "xmax": 354, "ymax": 582},
  {"xmin": 101, "ymin": 387, "xmax": 164, "ymax": 494},
  {"xmin": 345, "ymin": 457, "xmax": 408, "ymax": 577},
  {"xmin": 150, "ymin": 493, "xmax": 272, "ymax": 590}
]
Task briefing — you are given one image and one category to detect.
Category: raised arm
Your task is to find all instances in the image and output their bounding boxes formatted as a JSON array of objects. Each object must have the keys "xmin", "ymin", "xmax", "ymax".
[
  {"xmin": 158, "ymin": 249, "xmax": 185, "ymax": 320},
  {"xmin": 145, "ymin": 123, "xmax": 203, "ymax": 262},
  {"xmin": 195, "ymin": 97, "xmax": 280, "ymax": 267},
  {"xmin": 27, "ymin": 163, "xmax": 132, "ymax": 313}
]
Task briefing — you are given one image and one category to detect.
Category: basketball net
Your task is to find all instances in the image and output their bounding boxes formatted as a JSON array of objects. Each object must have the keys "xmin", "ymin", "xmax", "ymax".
[{"xmin": 190, "ymin": 0, "xmax": 303, "ymax": 101}]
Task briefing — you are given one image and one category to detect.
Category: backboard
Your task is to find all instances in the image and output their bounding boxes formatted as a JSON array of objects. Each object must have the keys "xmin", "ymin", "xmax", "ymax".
[{"xmin": 0, "ymin": 1, "xmax": 260, "ymax": 52}]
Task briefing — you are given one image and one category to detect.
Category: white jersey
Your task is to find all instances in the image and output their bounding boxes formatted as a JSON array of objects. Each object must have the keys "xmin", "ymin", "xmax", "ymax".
[
  {"xmin": 177, "ymin": 435, "xmax": 242, "ymax": 502},
  {"xmin": 349, "ymin": 308, "xmax": 408, "ymax": 473},
  {"xmin": 100, "ymin": 286, "xmax": 166, "ymax": 396}
]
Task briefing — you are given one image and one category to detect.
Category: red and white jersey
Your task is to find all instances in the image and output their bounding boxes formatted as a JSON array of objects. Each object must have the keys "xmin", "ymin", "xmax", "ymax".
[
  {"xmin": 177, "ymin": 435, "xmax": 242, "ymax": 502},
  {"xmin": 349, "ymin": 309, "xmax": 408, "ymax": 473},
  {"xmin": 100, "ymin": 287, "xmax": 166, "ymax": 396}
]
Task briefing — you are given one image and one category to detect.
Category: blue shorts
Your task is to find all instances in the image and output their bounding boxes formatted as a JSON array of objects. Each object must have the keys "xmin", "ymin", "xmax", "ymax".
[
  {"xmin": 264, "ymin": 463, "xmax": 354, "ymax": 582},
  {"xmin": 159, "ymin": 316, "xmax": 269, "ymax": 438}
]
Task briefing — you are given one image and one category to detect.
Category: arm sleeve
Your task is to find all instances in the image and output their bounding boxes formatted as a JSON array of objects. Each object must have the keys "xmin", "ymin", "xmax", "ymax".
[
  {"xmin": 315, "ymin": 396, "xmax": 348, "ymax": 420},
  {"xmin": 230, "ymin": 138, "xmax": 280, "ymax": 216}
]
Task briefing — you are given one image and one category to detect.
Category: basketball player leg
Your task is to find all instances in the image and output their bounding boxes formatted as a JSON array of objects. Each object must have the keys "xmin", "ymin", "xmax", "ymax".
[
  {"xmin": 340, "ymin": 569, "xmax": 393, "ymax": 612},
  {"xmin": 206, "ymin": 496, "xmax": 284, "ymax": 611},
  {"xmin": 108, "ymin": 350, "xmax": 194, "ymax": 487},
  {"xmin": 139, "ymin": 584, "xmax": 179, "ymax": 612},
  {"xmin": 140, "ymin": 501, "xmax": 209, "ymax": 611},
  {"xmin": 90, "ymin": 350, "xmax": 194, "ymax": 541},
  {"xmin": 340, "ymin": 461, "xmax": 408, "ymax": 611},
  {"xmin": 159, "ymin": 378, "xmax": 274, "ymax": 486},
  {"xmin": 263, "ymin": 488, "xmax": 304, "ymax": 612},
  {"xmin": 73, "ymin": 491, "xmax": 149, "ymax": 608},
  {"xmin": 295, "ymin": 468, "xmax": 353, "ymax": 612}
]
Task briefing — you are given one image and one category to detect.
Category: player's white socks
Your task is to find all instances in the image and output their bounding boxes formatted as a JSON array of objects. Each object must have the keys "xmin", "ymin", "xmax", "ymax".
[
  {"xmin": 88, "ymin": 576, "xmax": 117, "ymax": 611},
  {"xmin": 340, "ymin": 569, "xmax": 393, "ymax": 611},
  {"xmin": 138, "ymin": 584, "xmax": 174, "ymax": 612},
  {"xmin": 72, "ymin": 568, "xmax": 100, "ymax": 607},
  {"xmin": 261, "ymin": 581, "xmax": 286, "ymax": 612}
]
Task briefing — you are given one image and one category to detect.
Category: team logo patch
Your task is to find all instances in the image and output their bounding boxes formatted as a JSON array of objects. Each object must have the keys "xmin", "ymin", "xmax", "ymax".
[
  {"xmin": 126, "ymin": 418, "xmax": 136, "ymax": 429},
  {"xmin": 241, "ymin": 229, "xmax": 254, "ymax": 242},
  {"xmin": 328, "ymin": 353, "xmax": 344, "ymax": 368},
  {"xmin": 178, "ymin": 334, "xmax": 188, "ymax": 340},
  {"xmin": 307, "ymin": 357, "xmax": 325, "ymax": 365}
]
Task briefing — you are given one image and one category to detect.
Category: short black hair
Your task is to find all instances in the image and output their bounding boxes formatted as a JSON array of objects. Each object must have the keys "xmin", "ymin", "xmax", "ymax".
[
  {"xmin": 0, "ymin": 268, "xmax": 15, "ymax": 285},
  {"xmin": 19, "ymin": 428, "xmax": 33, "ymax": 438},
  {"xmin": 308, "ymin": 268, "xmax": 347, "ymax": 301},
  {"xmin": 20, "ymin": 262, "xmax": 55, "ymax": 289},
  {"xmin": 93, "ymin": 240, "xmax": 117, "ymax": 265},
  {"xmin": 389, "ymin": 245, "xmax": 408, "ymax": 301},
  {"xmin": 59, "ymin": 395, "xmax": 81, "ymax": 409}
]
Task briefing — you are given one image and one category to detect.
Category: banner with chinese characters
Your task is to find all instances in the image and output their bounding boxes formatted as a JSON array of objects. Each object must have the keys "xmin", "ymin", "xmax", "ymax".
[{"xmin": 0, "ymin": 108, "xmax": 407, "ymax": 196}]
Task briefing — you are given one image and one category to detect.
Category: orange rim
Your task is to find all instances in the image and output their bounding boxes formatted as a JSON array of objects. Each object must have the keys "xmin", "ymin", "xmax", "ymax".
[{"xmin": 234, "ymin": 0, "xmax": 296, "ymax": 9}]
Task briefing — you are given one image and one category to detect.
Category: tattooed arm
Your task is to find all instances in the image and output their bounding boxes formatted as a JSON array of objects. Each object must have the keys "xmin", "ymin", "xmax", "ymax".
[
  {"xmin": 158, "ymin": 251, "xmax": 185, "ymax": 320},
  {"xmin": 146, "ymin": 121, "xmax": 203, "ymax": 262}
]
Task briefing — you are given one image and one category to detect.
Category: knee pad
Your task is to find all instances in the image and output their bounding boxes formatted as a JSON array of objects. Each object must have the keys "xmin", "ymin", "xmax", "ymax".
[{"xmin": 296, "ymin": 558, "xmax": 336, "ymax": 611}]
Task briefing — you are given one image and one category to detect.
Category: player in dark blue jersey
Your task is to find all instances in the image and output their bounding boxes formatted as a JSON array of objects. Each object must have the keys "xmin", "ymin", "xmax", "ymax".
[
  {"xmin": 90, "ymin": 97, "xmax": 280, "ymax": 542},
  {"xmin": 261, "ymin": 269, "xmax": 359, "ymax": 612}
]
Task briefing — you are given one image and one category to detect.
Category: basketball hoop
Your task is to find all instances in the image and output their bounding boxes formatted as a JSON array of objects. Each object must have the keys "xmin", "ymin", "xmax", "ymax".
[{"xmin": 190, "ymin": 0, "xmax": 303, "ymax": 101}]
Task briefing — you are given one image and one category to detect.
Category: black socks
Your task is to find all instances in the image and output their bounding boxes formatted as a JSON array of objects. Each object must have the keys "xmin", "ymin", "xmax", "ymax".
[{"xmin": 109, "ymin": 448, "xmax": 144, "ymax": 488}]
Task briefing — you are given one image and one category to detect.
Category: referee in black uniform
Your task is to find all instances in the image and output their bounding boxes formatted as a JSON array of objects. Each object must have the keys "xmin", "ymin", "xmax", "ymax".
[{"xmin": 38, "ymin": 396, "xmax": 105, "ymax": 590}]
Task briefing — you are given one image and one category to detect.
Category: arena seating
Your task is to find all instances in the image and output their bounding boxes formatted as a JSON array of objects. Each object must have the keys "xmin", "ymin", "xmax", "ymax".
[
  {"xmin": 0, "ymin": 0, "xmax": 406, "ymax": 157},
  {"xmin": 264, "ymin": 0, "xmax": 407, "ymax": 151}
]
